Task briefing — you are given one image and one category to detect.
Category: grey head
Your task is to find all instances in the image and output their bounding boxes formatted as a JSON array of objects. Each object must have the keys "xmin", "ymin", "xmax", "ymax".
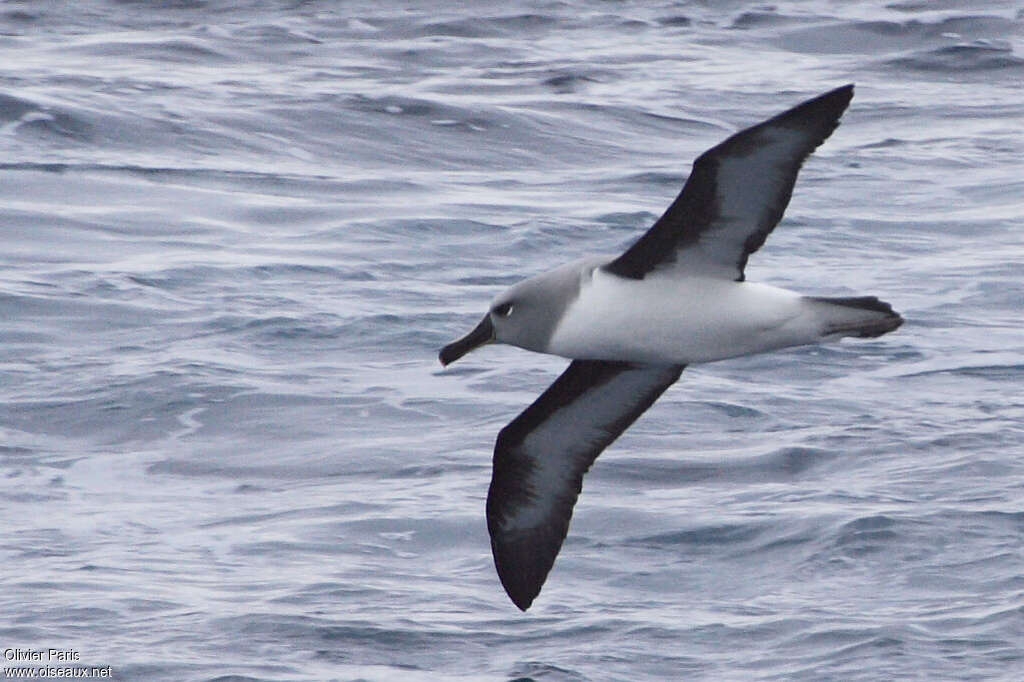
[{"xmin": 439, "ymin": 257, "xmax": 601, "ymax": 366}]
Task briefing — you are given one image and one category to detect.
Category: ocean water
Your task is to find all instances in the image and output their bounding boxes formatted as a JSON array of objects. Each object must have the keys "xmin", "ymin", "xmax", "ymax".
[{"xmin": 1, "ymin": 1, "xmax": 1023, "ymax": 680}]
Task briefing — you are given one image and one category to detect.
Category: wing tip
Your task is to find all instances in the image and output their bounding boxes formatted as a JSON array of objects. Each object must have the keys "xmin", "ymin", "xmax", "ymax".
[
  {"xmin": 507, "ymin": 584, "xmax": 538, "ymax": 611},
  {"xmin": 829, "ymin": 82, "xmax": 855, "ymax": 111},
  {"xmin": 818, "ymin": 82, "xmax": 854, "ymax": 101},
  {"xmin": 757, "ymin": 83, "xmax": 855, "ymax": 161},
  {"xmin": 833, "ymin": 83, "xmax": 854, "ymax": 112},
  {"xmin": 491, "ymin": 540, "xmax": 545, "ymax": 611},
  {"xmin": 488, "ymin": 497, "xmax": 570, "ymax": 612},
  {"xmin": 785, "ymin": 83, "xmax": 855, "ymax": 127}
]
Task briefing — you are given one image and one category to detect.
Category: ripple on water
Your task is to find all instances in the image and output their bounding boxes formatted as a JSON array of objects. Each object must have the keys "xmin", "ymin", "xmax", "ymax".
[{"xmin": 886, "ymin": 42, "xmax": 1024, "ymax": 76}]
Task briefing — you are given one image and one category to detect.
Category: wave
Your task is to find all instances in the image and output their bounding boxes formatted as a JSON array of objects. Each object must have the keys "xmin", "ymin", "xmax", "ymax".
[{"xmin": 886, "ymin": 41, "xmax": 1024, "ymax": 74}]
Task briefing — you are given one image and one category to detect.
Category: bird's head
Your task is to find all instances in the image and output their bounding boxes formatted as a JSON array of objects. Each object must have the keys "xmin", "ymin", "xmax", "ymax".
[{"xmin": 439, "ymin": 260, "xmax": 591, "ymax": 366}]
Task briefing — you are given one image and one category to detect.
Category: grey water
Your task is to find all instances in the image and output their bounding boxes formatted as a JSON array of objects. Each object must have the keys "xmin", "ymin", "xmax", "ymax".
[{"xmin": 1, "ymin": 1, "xmax": 1023, "ymax": 680}]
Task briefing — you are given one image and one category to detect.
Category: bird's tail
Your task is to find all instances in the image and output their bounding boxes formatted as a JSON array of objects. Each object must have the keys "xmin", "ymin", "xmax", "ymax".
[{"xmin": 806, "ymin": 296, "xmax": 903, "ymax": 339}]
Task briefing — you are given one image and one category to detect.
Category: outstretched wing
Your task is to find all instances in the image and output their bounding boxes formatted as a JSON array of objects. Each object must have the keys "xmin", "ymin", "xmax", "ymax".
[
  {"xmin": 486, "ymin": 359, "xmax": 684, "ymax": 610},
  {"xmin": 604, "ymin": 84, "xmax": 854, "ymax": 282}
]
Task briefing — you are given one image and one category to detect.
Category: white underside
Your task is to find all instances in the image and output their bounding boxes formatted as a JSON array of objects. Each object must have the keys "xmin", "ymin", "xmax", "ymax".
[{"xmin": 546, "ymin": 267, "xmax": 828, "ymax": 364}]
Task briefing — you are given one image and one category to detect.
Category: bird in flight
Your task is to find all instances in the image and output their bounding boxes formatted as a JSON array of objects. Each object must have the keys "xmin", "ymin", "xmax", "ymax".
[{"xmin": 439, "ymin": 85, "xmax": 902, "ymax": 611}]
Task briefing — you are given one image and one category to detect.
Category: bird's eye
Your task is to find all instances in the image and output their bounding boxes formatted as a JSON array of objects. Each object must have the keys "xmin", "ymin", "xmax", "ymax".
[{"xmin": 493, "ymin": 302, "xmax": 514, "ymax": 318}]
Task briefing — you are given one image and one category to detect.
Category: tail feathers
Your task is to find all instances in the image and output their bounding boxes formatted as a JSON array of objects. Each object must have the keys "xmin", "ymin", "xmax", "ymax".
[{"xmin": 808, "ymin": 296, "xmax": 903, "ymax": 339}]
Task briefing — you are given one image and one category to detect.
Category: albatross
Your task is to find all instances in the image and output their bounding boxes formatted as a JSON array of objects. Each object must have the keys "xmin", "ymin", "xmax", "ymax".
[{"xmin": 438, "ymin": 84, "xmax": 902, "ymax": 611}]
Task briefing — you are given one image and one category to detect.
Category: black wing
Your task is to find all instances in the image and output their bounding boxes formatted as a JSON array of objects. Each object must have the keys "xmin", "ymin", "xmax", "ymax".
[
  {"xmin": 486, "ymin": 359, "xmax": 684, "ymax": 610},
  {"xmin": 604, "ymin": 85, "xmax": 854, "ymax": 282}
]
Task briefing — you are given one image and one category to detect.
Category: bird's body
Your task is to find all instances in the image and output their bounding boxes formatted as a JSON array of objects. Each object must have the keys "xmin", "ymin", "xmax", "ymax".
[
  {"xmin": 545, "ymin": 260, "xmax": 844, "ymax": 365},
  {"xmin": 439, "ymin": 84, "xmax": 903, "ymax": 611}
]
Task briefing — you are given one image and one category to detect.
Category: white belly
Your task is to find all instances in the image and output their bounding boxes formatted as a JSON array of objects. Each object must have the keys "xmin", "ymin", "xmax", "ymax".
[{"xmin": 546, "ymin": 268, "xmax": 823, "ymax": 364}]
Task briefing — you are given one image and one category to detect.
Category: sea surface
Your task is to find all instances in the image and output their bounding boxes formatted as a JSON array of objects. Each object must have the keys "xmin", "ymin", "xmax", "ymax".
[{"xmin": 1, "ymin": 1, "xmax": 1023, "ymax": 680}]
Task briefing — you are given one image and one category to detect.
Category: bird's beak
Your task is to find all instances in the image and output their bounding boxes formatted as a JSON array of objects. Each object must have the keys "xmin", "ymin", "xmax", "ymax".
[{"xmin": 439, "ymin": 314, "xmax": 494, "ymax": 366}]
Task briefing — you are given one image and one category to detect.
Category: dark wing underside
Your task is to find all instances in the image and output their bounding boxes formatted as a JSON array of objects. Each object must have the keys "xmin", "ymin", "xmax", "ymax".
[
  {"xmin": 486, "ymin": 359, "xmax": 684, "ymax": 610},
  {"xmin": 604, "ymin": 84, "xmax": 854, "ymax": 282}
]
